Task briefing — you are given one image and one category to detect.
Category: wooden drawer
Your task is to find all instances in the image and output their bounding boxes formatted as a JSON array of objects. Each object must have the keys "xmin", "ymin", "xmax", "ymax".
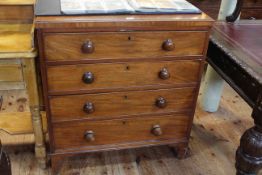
[
  {"xmin": 50, "ymin": 87, "xmax": 196, "ymax": 122},
  {"xmin": 0, "ymin": 59, "xmax": 23, "ymax": 82},
  {"xmin": 47, "ymin": 60, "xmax": 201, "ymax": 94},
  {"xmin": 0, "ymin": 5, "xmax": 34, "ymax": 22},
  {"xmin": 44, "ymin": 31, "xmax": 208, "ymax": 61},
  {"xmin": 52, "ymin": 114, "xmax": 190, "ymax": 151}
]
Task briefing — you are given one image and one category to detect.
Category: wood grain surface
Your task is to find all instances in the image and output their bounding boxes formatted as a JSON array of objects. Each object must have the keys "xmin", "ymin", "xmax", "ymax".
[
  {"xmin": 36, "ymin": 11, "xmax": 213, "ymax": 174},
  {"xmin": 44, "ymin": 31, "xmax": 208, "ymax": 62},
  {"xmin": 35, "ymin": 14, "xmax": 214, "ymax": 30},
  {"xmin": 0, "ymin": 5, "xmax": 33, "ymax": 22},
  {"xmin": 47, "ymin": 60, "xmax": 201, "ymax": 94},
  {"xmin": 241, "ymin": 0, "xmax": 262, "ymax": 19},
  {"xmin": 52, "ymin": 114, "xmax": 189, "ymax": 151},
  {"xmin": 0, "ymin": 23, "xmax": 34, "ymax": 53},
  {"xmin": 0, "ymin": 59, "xmax": 23, "ymax": 82},
  {"xmin": 188, "ymin": 0, "xmax": 221, "ymax": 19},
  {"xmin": 50, "ymin": 87, "xmax": 196, "ymax": 122}
]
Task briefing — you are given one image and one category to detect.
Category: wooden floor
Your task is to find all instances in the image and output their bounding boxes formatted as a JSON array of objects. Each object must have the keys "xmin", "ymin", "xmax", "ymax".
[{"xmin": 1, "ymin": 83, "xmax": 260, "ymax": 175}]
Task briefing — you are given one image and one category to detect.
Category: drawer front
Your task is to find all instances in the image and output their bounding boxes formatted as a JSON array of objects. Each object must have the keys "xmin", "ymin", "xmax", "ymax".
[
  {"xmin": 50, "ymin": 87, "xmax": 196, "ymax": 122},
  {"xmin": 44, "ymin": 31, "xmax": 208, "ymax": 61},
  {"xmin": 53, "ymin": 114, "xmax": 190, "ymax": 150},
  {"xmin": 47, "ymin": 60, "xmax": 201, "ymax": 93},
  {"xmin": 0, "ymin": 5, "xmax": 33, "ymax": 21},
  {"xmin": 0, "ymin": 59, "xmax": 23, "ymax": 82}
]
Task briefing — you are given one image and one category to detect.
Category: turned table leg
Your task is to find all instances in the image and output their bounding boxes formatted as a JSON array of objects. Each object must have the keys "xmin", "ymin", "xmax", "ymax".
[
  {"xmin": 30, "ymin": 106, "xmax": 47, "ymax": 168},
  {"xmin": 236, "ymin": 93, "xmax": 262, "ymax": 175},
  {"xmin": 169, "ymin": 142, "xmax": 191, "ymax": 159},
  {"xmin": 22, "ymin": 58, "xmax": 47, "ymax": 168}
]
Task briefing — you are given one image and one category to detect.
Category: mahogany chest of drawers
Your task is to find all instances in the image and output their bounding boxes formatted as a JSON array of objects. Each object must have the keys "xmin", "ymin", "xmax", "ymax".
[{"xmin": 35, "ymin": 1, "xmax": 213, "ymax": 173}]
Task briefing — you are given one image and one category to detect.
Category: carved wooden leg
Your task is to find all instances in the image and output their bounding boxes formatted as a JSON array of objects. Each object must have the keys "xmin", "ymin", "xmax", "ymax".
[
  {"xmin": 169, "ymin": 142, "xmax": 191, "ymax": 159},
  {"xmin": 22, "ymin": 58, "xmax": 46, "ymax": 168},
  {"xmin": 236, "ymin": 93, "xmax": 262, "ymax": 175},
  {"xmin": 31, "ymin": 106, "xmax": 47, "ymax": 169},
  {"xmin": 51, "ymin": 154, "xmax": 66, "ymax": 175}
]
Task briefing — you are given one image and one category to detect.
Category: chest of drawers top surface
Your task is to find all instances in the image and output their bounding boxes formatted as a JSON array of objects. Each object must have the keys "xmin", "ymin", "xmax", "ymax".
[
  {"xmin": 35, "ymin": 14, "xmax": 213, "ymax": 31},
  {"xmin": 35, "ymin": 0, "xmax": 213, "ymax": 30}
]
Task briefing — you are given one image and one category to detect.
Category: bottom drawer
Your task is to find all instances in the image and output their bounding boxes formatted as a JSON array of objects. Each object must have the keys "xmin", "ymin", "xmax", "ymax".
[{"xmin": 52, "ymin": 114, "xmax": 190, "ymax": 151}]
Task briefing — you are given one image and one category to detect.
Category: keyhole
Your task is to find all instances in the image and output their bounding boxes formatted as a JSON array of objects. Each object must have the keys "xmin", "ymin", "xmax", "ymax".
[
  {"xmin": 124, "ymin": 95, "xmax": 128, "ymax": 99},
  {"xmin": 128, "ymin": 36, "xmax": 132, "ymax": 41},
  {"xmin": 126, "ymin": 65, "xmax": 130, "ymax": 70}
]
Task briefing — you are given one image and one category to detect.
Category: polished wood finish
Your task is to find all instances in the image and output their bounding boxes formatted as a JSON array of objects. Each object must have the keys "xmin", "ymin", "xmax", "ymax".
[
  {"xmin": 50, "ymin": 87, "xmax": 196, "ymax": 122},
  {"xmin": 207, "ymin": 21, "xmax": 262, "ymax": 175},
  {"xmin": 0, "ymin": 59, "xmax": 23, "ymax": 83},
  {"xmin": 52, "ymin": 114, "xmax": 189, "ymax": 151},
  {"xmin": 241, "ymin": 0, "xmax": 262, "ymax": 19},
  {"xmin": 0, "ymin": 5, "xmax": 33, "ymax": 22},
  {"xmin": 35, "ymin": 14, "xmax": 213, "ymax": 30},
  {"xmin": 188, "ymin": 0, "xmax": 262, "ymax": 20},
  {"xmin": 36, "ymin": 3, "xmax": 213, "ymax": 173},
  {"xmin": 81, "ymin": 40, "xmax": 95, "ymax": 54},
  {"xmin": 44, "ymin": 32, "xmax": 208, "ymax": 62},
  {"xmin": 188, "ymin": 0, "xmax": 222, "ymax": 19},
  {"xmin": 0, "ymin": 23, "xmax": 34, "ymax": 53},
  {"xmin": 47, "ymin": 60, "xmax": 201, "ymax": 94}
]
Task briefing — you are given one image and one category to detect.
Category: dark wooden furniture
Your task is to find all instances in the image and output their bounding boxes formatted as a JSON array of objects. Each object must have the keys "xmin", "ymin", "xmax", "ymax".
[
  {"xmin": 241, "ymin": 0, "xmax": 262, "ymax": 19},
  {"xmin": 208, "ymin": 1, "xmax": 262, "ymax": 174},
  {"xmin": 188, "ymin": 0, "xmax": 222, "ymax": 19},
  {"xmin": 0, "ymin": 141, "xmax": 11, "ymax": 175},
  {"xmin": 35, "ymin": 0, "xmax": 214, "ymax": 174},
  {"xmin": 188, "ymin": 0, "xmax": 262, "ymax": 20},
  {"xmin": 207, "ymin": 20, "xmax": 262, "ymax": 175}
]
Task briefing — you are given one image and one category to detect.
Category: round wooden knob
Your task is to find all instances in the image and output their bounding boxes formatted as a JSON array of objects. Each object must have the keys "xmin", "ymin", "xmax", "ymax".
[
  {"xmin": 82, "ymin": 40, "xmax": 95, "ymax": 54},
  {"xmin": 155, "ymin": 97, "xmax": 167, "ymax": 108},
  {"xmin": 83, "ymin": 102, "xmax": 95, "ymax": 114},
  {"xmin": 162, "ymin": 39, "xmax": 175, "ymax": 51},
  {"xmin": 84, "ymin": 131, "xmax": 95, "ymax": 142},
  {"xmin": 82, "ymin": 72, "xmax": 94, "ymax": 84},
  {"xmin": 159, "ymin": 68, "xmax": 170, "ymax": 80},
  {"xmin": 151, "ymin": 125, "xmax": 162, "ymax": 136}
]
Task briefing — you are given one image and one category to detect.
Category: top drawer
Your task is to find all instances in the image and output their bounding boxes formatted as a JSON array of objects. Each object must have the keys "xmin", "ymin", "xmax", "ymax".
[{"xmin": 43, "ymin": 31, "xmax": 208, "ymax": 62}]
